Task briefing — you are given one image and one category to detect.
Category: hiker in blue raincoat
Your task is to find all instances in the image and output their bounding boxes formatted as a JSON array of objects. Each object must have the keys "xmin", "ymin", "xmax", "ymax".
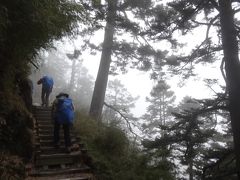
[
  {"xmin": 37, "ymin": 75, "xmax": 54, "ymax": 107},
  {"xmin": 52, "ymin": 92, "xmax": 74, "ymax": 153}
]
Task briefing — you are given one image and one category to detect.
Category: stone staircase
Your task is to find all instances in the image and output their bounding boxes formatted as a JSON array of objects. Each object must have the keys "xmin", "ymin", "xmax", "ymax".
[{"xmin": 27, "ymin": 106, "xmax": 93, "ymax": 180}]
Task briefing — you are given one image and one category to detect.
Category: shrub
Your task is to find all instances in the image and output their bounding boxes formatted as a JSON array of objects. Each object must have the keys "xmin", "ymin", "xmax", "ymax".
[
  {"xmin": 74, "ymin": 111, "xmax": 172, "ymax": 180},
  {"xmin": 0, "ymin": 92, "xmax": 34, "ymax": 159},
  {"xmin": 0, "ymin": 152, "xmax": 26, "ymax": 179}
]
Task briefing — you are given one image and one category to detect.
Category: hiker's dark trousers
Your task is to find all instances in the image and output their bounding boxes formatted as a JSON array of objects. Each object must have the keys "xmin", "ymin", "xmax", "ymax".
[
  {"xmin": 41, "ymin": 87, "xmax": 51, "ymax": 106},
  {"xmin": 54, "ymin": 121, "xmax": 71, "ymax": 148}
]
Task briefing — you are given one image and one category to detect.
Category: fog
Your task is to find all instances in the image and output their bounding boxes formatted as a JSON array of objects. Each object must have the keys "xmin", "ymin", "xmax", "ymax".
[{"xmin": 30, "ymin": 48, "xmax": 94, "ymax": 113}]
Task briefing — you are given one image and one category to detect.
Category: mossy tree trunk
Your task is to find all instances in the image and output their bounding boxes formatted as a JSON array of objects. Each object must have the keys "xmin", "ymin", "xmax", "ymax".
[
  {"xmin": 219, "ymin": 0, "xmax": 240, "ymax": 177},
  {"xmin": 89, "ymin": 0, "xmax": 117, "ymax": 120}
]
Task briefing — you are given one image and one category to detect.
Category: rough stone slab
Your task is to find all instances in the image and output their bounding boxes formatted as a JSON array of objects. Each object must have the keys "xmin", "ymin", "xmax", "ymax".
[
  {"xmin": 29, "ymin": 166, "xmax": 90, "ymax": 177},
  {"xmin": 38, "ymin": 124, "xmax": 54, "ymax": 128},
  {"xmin": 26, "ymin": 172, "xmax": 93, "ymax": 180},
  {"xmin": 35, "ymin": 152, "xmax": 83, "ymax": 166}
]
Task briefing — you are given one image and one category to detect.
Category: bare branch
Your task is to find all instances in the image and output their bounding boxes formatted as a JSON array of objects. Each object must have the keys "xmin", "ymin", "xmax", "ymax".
[
  {"xmin": 206, "ymin": 15, "xmax": 219, "ymax": 40},
  {"xmin": 233, "ymin": 8, "xmax": 240, "ymax": 13},
  {"xmin": 204, "ymin": 82, "xmax": 219, "ymax": 96},
  {"xmin": 30, "ymin": 60, "xmax": 39, "ymax": 69},
  {"xmin": 103, "ymin": 102, "xmax": 141, "ymax": 138},
  {"xmin": 191, "ymin": 20, "xmax": 220, "ymax": 27},
  {"xmin": 220, "ymin": 57, "xmax": 229, "ymax": 97},
  {"xmin": 220, "ymin": 58, "xmax": 227, "ymax": 84},
  {"xmin": 192, "ymin": 14, "xmax": 220, "ymax": 41}
]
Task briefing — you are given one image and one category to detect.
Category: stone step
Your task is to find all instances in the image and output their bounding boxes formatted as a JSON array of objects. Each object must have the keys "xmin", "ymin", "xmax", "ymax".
[
  {"xmin": 40, "ymin": 146, "xmax": 72, "ymax": 154},
  {"xmin": 35, "ymin": 125, "xmax": 52, "ymax": 131},
  {"xmin": 35, "ymin": 111, "xmax": 52, "ymax": 115},
  {"xmin": 31, "ymin": 176, "xmax": 91, "ymax": 180},
  {"xmin": 36, "ymin": 128, "xmax": 54, "ymax": 133},
  {"xmin": 35, "ymin": 115, "xmax": 52, "ymax": 118},
  {"xmin": 35, "ymin": 112, "xmax": 52, "ymax": 116},
  {"xmin": 37, "ymin": 129, "xmax": 54, "ymax": 134},
  {"xmin": 29, "ymin": 166, "xmax": 90, "ymax": 177},
  {"xmin": 40, "ymin": 144, "xmax": 82, "ymax": 154},
  {"xmin": 37, "ymin": 121, "xmax": 53, "ymax": 126},
  {"xmin": 39, "ymin": 138, "xmax": 78, "ymax": 147},
  {"xmin": 37, "ymin": 124, "xmax": 54, "ymax": 129},
  {"xmin": 38, "ymin": 134, "xmax": 78, "ymax": 140},
  {"xmin": 36, "ymin": 124, "xmax": 76, "ymax": 130},
  {"xmin": 33, "ymin": 110, "xmax": 52, "ymax": 114},
  {"xmin": 36, "ymin": 129, "xmax": 56, "ymax": 135},
  {"xmin": 35, "ymin": 152, "xmax": 83, "ymax": 166},
  {"xmin": 36, "ymin": 121, "xmax": 53, "ymax": 126},
  {"xmin": 27, "ymin": 176, "xmax": 91, "ymax": 180},
  {"xmin": 36, "ymin": 116, "xmax": 52, "ymax": 121},
  {"xmin": 37, "ymin": 136, "xmax": 75, "ymax": 141},
  {"xmin": 33, "ymin": 106, "xmax": 52, "ymax": 110},
  {"xmin": 58, "ymin": 177, "xmax": 90, "ymax": 180},
  {"xmin": 36, "ymin": 128, "xmax": 77, "ymax": 135}
]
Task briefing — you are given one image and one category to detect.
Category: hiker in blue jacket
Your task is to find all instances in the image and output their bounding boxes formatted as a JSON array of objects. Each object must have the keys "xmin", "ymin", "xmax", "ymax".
[
  {"xmin": 52, "ymin": 92, "xmax": 74, "ymax": 153},
  {"xmin": 37, "ymin": 75, "xmax": 54, "ymax": 107}
]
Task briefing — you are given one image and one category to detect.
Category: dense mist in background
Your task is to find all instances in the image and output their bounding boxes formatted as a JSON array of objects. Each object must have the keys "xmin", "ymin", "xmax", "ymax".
[{"xmin": 30, "ymin": 49, "xmax": 94, "ymax": 112}]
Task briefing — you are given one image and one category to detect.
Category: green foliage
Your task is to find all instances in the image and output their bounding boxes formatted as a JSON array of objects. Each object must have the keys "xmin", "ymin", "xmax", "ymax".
[
  {"xmin": 143, "ymin": 95, "xmax": 231, "ymax": 179},
  {"xmin": 0, "ymin": 91, "xmax": 33, "ymax": 178},
  {"xmin": 74, "ymin": 112, "xmax": 100, "ymax": 141},
  {"xmin": 0, "ymin": 152, "xmax": 26, "ymax": 180},
  {"xmin": 0, "ymin": 92, "xmax": 34, "ymax": 159},
  {"xmin": 0, "ymin": 0, "xmax": 84, "ymax": 92},
  {"xmin": 0, "ymin": 0, "xmax": 82, "ymax": 50},
  {"xmin": 74, "ymin": 112, "xmax": 169, "ymax": 180},
  {"xmin": 93, "ymin": 126, "xmax": 128, "ymax": 157}
]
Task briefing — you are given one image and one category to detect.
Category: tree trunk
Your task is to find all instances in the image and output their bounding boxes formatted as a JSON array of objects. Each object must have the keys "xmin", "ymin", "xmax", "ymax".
[
  {"xmin": 89, "ymin": 0, "xmax": 117, "ymax": 120},
  {"xmin": 219, "ymin": 0, "xmax": 240, "ymax": 176},
  {"xmin": 69, "ymin": 58, "xmax": 76, "ymax": 93},
  {"xmin": 189, "ymin": 159, "xmax": 193, "ymax": 180}
]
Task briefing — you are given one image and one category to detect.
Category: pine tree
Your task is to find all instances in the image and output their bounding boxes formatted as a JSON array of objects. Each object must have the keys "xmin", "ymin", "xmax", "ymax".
[
  {"xmin": 142, "ymin": 80, "xmax": 176, "ymax": 138},
  {"xmin": 140, "ymin": 0, "xmax": 240, "ymax": 175},
  {"xmin": 143, "ymin": 95, "xmax": 231, "ymax": 179}
]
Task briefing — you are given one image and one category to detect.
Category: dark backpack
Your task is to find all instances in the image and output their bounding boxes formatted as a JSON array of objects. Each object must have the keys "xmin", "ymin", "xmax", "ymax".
[
  {"xmin": 56, "ymin": 98, "xmax": 74, "ymax": 124},
  {"xmin": 42, "ymin": 76, "xmax": 54, "ymax": 90}
]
